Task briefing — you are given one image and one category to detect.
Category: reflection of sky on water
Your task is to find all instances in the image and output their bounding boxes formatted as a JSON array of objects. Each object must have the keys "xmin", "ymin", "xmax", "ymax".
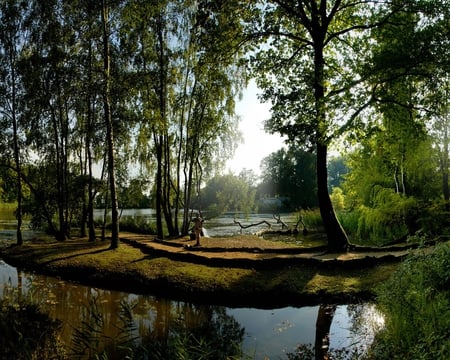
[
  {"xmin": 228, "ymin": 304, "xmax": 384, "ymax": 359},
  {"xmin": 0, "ymin": 260, "xmax": 18, "ymax": 295},
  {"xmin": 228, "ymin": 306, "xmax": 317, "ymax": 358},
  {"xmin": 330, "ymin": 304, "xmax": 385, "ymax": 353}
]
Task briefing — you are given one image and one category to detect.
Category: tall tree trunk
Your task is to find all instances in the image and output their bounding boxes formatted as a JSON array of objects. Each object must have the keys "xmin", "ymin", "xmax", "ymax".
[
  {"xmin": 314, "ymin": 44, "xmax": 349, "ymax": 252},
  {"xmin": 155, "ymin": 12, "xmax": 177, "ymax": 237},
  {"xmin": 87, "ymin": 37, "xmax": 96, "ymax": 242},
  {"xmin": 155, "ymin": 137, "xmax": 164, "ymax": 239},
  {"xmin": 101, "ymin": 0, "xmax": 119, "ymax": 249},
  {"xmin": 50, "ymin": 106, "xmax": 66, "ymax": 241},
  {"xmin": 317, "ymin": 144, "xmax": 348, "ymax": 251},
  {"xmin": 163, "ymin": 132, "xmax": 176, "ymax": 235},
  {"xmin": 87, "ymin": 132, "xmax": 96, "ymax": 241},
  {"xmin": 10, "ymin": 44, "xmax": 23, "ymax": 246},
  {"xmin": 79, "ymin": 147, "xmax": 87, "ymax": 238},
  {"xmin": 442, "ymin": 124, "xmax": 449, "ymax": 203}
]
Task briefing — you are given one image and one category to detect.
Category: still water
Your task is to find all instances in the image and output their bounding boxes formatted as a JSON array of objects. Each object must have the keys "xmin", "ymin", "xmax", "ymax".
[
  {"xmin": 1, "ymin": 211, "xmax": 383, "ymax": 358},
  {"xmin": 0, "ymin": 259, "xmax": 384, "ymax": 359},
  {"xmin": 95, "ymin": 210, "xmax": 325, "ymax": 244}
]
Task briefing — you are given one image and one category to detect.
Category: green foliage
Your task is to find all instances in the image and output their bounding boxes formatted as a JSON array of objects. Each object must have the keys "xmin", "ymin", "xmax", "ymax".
[
  {"xmin": 258, "ymin": 147, "xmax": 318, "ymax": 209},
  {"xmin": 336, "ymin": 210, "xmax": 361, "ymax": 242},
  {"xmin": 201, "ymin": 174, "xmax": 256, "ymax": 217},
  {"xmin": 356, "ymin": 189, "xmax": 419, "ymax": 245},
  {"xmin": 118, "ymin": 216, "xmax": 156, "ymax": 235},
  {"xmin": 371, "ymin": 243, "xmax": 450, "ymax": 359},
  {"xmin": 330, "ymin": 187, "xmax": 345, "ymax": 211},
  {"xmin": 341, "ymin": 112, "xmax": 441, "ymax": 244},
  {"xmin": 328, "ymin": 157, "xmax": 349, "ymax": 191},
  {"xmin": 299, "ymin": 208, "xmax": 324, "ymax": 231},
  {"xmin": 117, "ymin": 177, "xmax": 152, "ymax": 209},
  {"xmin": 0, "ymin": 202, "xmax": 17, "ymax": 221},
  {"xmin": 415, "ymin": 201, "xmax": 450, "ymax": 236}
]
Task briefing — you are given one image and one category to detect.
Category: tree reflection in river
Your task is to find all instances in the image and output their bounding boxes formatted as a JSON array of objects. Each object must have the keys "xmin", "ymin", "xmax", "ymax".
[
  {"xmin": 315, "ymin": 304, "xmax": 337, "ymax": 359},
  {"xmin": 22, "ymin": 271, "xmax": 245, "ymax": 359}
]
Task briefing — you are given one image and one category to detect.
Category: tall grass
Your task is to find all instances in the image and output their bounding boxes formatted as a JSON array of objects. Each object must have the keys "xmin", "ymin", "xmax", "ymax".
[
  {"xmin": 370, "ymin": 243, "xmax": 450, "ymax": 359},
  {"xmin": 298, "ymin": 208, "xmax": 323, "ymax": 231}
]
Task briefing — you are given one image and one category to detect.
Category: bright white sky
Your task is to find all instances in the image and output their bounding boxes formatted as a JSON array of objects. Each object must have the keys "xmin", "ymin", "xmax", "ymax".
[{"xmin": 225, "ymin": 80, "xmax": 285, "ymax": 175}]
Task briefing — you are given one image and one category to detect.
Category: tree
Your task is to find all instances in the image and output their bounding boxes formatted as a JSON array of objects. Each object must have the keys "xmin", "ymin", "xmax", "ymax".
[
  {"xmin": 201, "ymin": 174, "xmax": 256, "ymax": 217},
  {"xmin": 243, "ymin": 0, "xmax": 449, "ymax": 251},
  {"xmin": 428, "ymin": 77, "xmax": 450, "ymax": 204},
  {"xmin": 119, "ymin": 0, "xmax": 244, "ymax": 238},
  {"xmin": 328, "ymin": 157, "xmax": 348, "ymax": 191},
  {"xmin": 65, "ymin": 0, "xmax": 106, "ymax": 242},
  {"xmin": 0, "ymin": 0, "xmax": 28, "ymax": 245},
  {"xmin": 245, "ymin": 0, "xmax": 384, "ymax": 251},
  {"xmin": 101, "ymin": 0, "xmax": 120, "ymax": 249},
  {"xmin": 341, "ymin": 0, "xmax": 450, "ymax": 242},
  {"xmin": 15, "ymin": 0, "xmax": 82, "ymax": 241},
  {"xmin": 259, "ymin": 147, "xmax": 317, "ymax": 209}
]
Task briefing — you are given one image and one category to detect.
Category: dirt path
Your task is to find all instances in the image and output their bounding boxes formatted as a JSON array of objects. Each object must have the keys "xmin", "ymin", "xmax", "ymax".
[{"xmin": 120, "ymin": 232, "xmax": 413, "ymax": 268}]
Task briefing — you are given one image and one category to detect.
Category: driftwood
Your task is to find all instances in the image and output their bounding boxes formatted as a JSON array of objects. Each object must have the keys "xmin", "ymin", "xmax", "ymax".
[
  {"xmin": 234, "ymin": 214, "xmax": 308, "ymax": 236},
  {"xmin": 295, "ymin": 215, "xmax": 309, "ymax": 236},
  {"xmin": 273, "ymin": 214, "xmax": 289, "ymax": 229},
  {"xmin": 233, "ymin": 219, "xmax": 272, "ymax": 232}
]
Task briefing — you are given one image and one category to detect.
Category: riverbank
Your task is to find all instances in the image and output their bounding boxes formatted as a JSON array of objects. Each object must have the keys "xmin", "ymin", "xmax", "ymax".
[{"xmin": 0, "ymin": 233, "xmax": 401, "ymax": 308}]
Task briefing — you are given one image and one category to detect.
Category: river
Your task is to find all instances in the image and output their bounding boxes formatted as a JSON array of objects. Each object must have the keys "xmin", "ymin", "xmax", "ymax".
[{"xmin": 0, "ymin": 212, "xmax": 384, "ymax": 359}]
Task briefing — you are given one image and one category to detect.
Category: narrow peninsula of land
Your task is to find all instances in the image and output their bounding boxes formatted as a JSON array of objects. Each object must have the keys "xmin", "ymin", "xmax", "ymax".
[{"xmin": 0, "ymin": 233, "xmax": 418, "ymax": 308}]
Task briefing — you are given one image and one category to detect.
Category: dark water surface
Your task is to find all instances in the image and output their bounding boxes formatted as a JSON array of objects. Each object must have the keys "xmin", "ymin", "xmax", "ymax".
[{"xmin": 0, "ymin": 259, "xmax": 383, "ymax": 359}]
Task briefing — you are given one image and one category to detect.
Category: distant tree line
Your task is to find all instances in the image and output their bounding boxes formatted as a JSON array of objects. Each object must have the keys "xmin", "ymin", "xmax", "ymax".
[{"xmin": 0, "ymin": 0, "xmax": 448, "ymax": 251}]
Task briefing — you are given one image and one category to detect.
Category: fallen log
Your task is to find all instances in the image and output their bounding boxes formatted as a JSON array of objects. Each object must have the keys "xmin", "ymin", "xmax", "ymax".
[{"xmin": 233, "ymin": 218, "xmax": 271, "ymax": 232}]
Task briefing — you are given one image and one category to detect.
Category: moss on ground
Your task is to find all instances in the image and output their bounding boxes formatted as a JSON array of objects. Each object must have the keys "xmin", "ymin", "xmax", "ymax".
[{"xmin": 0, "ymin": 237, "xmax": 399, "ymax": 307}]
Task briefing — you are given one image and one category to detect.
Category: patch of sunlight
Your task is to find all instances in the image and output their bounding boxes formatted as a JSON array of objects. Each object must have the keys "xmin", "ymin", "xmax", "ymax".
[{"xmin": 305, "ymin": 273, "xmax": 362, "ymax": 293}]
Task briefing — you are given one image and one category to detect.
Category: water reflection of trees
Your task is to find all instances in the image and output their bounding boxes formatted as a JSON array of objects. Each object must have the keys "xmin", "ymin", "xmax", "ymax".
[
  {"xmin": 8, "ymin": 269, "xmax": 382, "ymax": 359},
  {"xmin": 24, "ymin": 273, "xmax": 245, "ymax": 359},
  {"xmin": 288, "ymin": 303, "xmax": 383, "ymax": 360}
]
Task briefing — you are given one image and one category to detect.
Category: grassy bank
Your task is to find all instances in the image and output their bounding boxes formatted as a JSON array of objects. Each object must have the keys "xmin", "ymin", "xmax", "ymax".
[{"xmin": 0, "ymin": 235, "xmax": 399, "ymax": 307}]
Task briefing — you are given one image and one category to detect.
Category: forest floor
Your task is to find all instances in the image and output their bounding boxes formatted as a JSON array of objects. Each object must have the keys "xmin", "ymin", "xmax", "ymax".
[{"xmin": 1, "ymin": 232, "xmax": 440, "ymax": 307}]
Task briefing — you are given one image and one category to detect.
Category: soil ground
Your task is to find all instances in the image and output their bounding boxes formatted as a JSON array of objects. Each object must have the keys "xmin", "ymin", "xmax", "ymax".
[{"xmin": 120, "ymin": 232, "xmax": 412, "ymax": 267}]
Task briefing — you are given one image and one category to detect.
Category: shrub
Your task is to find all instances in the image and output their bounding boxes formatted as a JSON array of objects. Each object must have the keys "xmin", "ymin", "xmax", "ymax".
[
  {"xmin": 118, "ymin": 216, "xmax": 156, "ymax": 234},
  {"xmin": 299, "ymin": 208, "xmax": 324, "ymax": 231},
  {"xmin": 416, "ymin": 201, "xmax": 450, "ymax": 236},
  {"xmin": 355, "ymin": 189, "xmax": 419, "ymax": 245},
  {"xmin": 370, "ymin": 243, "xmax": 450, "ymax": 359}
]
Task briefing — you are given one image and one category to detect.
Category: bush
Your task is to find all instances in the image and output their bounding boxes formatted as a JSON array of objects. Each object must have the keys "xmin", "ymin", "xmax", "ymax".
[
  {"xmin": 370, "ymin": 243, "xmax": 450, "ymax": 359},
  {"xmin": 354, "ymin": 189, "xmax": 419, "ymax": 245},
  {"xmin": 416, "ymin": 201, "xmax": 450, "ymax": 236},
  {"xmin": 299, "ymin": 208, "xmax": 324, "ymax": 231},
  {"xmin": 118, "ymin": 216, "xmax": 156, "ymax": 234}
]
